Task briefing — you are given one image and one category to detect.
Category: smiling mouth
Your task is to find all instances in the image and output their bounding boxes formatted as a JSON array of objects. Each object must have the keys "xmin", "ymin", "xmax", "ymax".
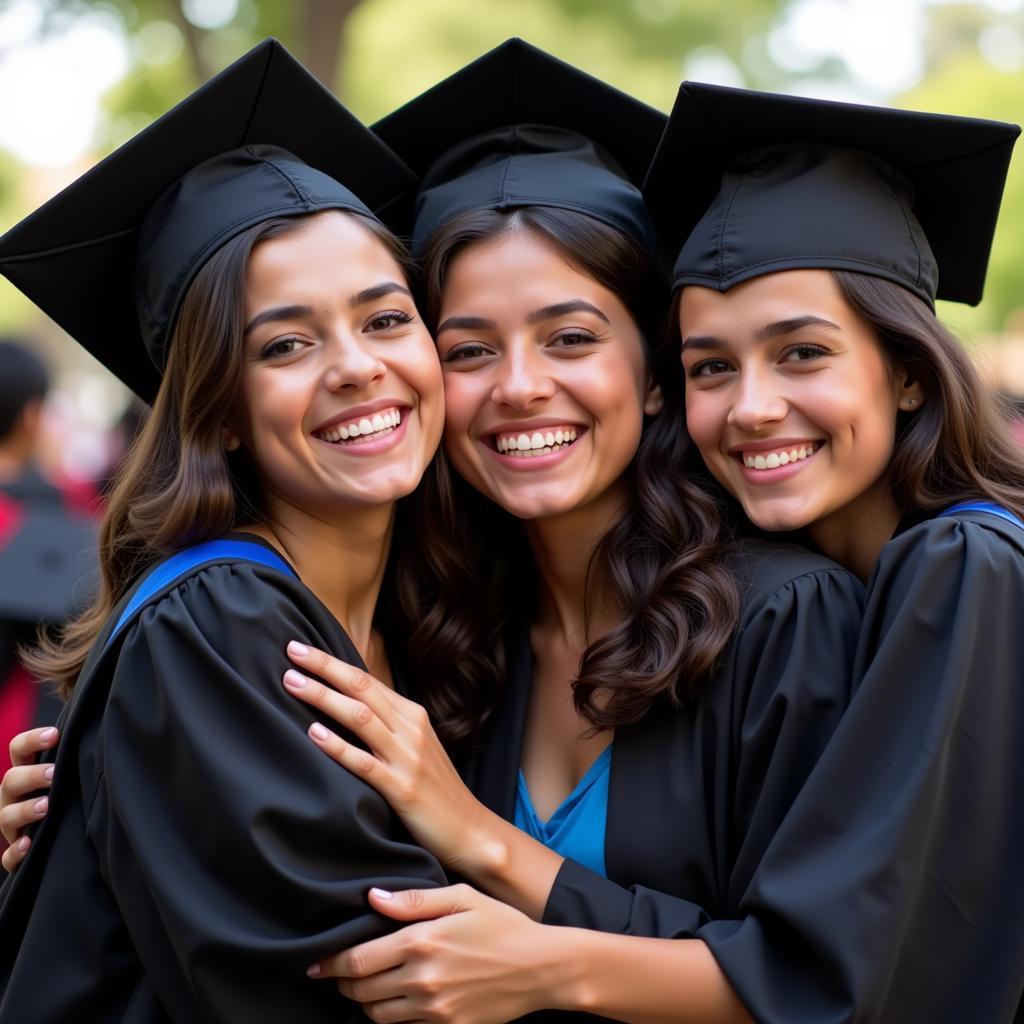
[
  {"xmin": 313, "ymin": 407, "xmax": 403, "ymax": 446},
  {"xmin": 736, "ymin": 440, "xmax": 824, "ymax": 470},
  {"xmin": 491, "ymin": 427, "xmax": 581, "ymax": 458}
]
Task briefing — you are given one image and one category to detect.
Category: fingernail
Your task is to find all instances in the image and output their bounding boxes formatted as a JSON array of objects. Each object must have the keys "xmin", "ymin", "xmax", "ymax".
[
  {"xmin": 309, "ymin": 722, "xmax": 329, "ymax": 742},
  {"xmin": 33, "ymin": 797, "xmax": 48, "ymax": 815},
  {"xmin": 43, "ymin": 766, "xmax": 54, "ymax": 781},
  {"xmin": 369, "ymin": 887, "xmax": 393, "ymax": 901},
  {"xmin": 306, "ymin": 963, "xmax": 321, "ymax": 978},
  {"xmin": 287, "ymin": 641, "xmax": 309, "ymax": 658},
  {"xmin": 283, "ymin": 670, "xmax": 308, "ymax": 690},
  {"xmin": 40, "ymin": 728, "xmax": 57, "ymax": 743},
  {"xmin": 17, "ymin": 836, "xmax": 30, "ymax": 852}
]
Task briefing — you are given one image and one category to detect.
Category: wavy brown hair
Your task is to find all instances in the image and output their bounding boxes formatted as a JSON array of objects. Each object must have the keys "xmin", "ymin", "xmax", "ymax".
[
  {"xmin": 833, "ymin": 270, "xmax": 1024, "ymax": 520},
  {"xmin": 26, "ymin": 210, "xmax": 414, "ymax": 698},
  {"xmin": 392, "ymin": 206, "xmax": 741, "ymax": 744}
]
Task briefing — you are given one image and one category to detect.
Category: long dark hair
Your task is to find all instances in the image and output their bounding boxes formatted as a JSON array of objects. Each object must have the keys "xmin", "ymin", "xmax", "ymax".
[
  {"xmin": 395, "ymin": 206, "xmax": 740, "ymax": 745},
  {"xmin": 27, "ymin": 211, "xmax": 413, "ymax": 697},
  {"xmin": 833, "ymin": 270, "xmax": 1024, "ymax": 520}
]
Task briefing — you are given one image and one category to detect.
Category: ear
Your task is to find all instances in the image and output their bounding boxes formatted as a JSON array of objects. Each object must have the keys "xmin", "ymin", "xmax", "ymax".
[
  {"xmin": 221, "ymin": 424, "xmax": 241, "ymax": 452},
  {"xmin": 643, "ymin": 377, "xmax": 664, "ymax": 417},
  {"xmin": 896, "ymin": 370, "xmax": 925, "ymax": 413}
]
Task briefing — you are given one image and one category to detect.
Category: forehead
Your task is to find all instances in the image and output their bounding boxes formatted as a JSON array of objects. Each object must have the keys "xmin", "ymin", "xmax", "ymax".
[
  {"xmin": 441, "ymin": 228, "xmax": 622, "ymax": 315},
  {"xmin": 245, "ymin": 212, "xmax": 403, "ymax": 307},
  {"xmin": 680, "ymin": 269, "xmax": 851, "ymax": 327}
]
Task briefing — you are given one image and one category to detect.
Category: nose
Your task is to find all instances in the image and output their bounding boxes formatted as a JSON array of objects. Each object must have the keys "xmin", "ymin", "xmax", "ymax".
[
  {"xmin": 490, "ymin": 341, "xmax": 555, "ymax": 409},
  {"xmin": 727, "ymin": 366, "xmax": 788, "ymax": 431},
  {"xmin": 322, "ymin": 331, "xmax": 386, "ymax": 392}
]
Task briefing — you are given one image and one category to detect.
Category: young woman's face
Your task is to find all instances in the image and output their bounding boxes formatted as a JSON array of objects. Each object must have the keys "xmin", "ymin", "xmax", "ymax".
[
  {"xmin": 679, "ymin": 269, "xmax": 907, "ymax": 535},
  {"xmin": 231, "ymin": 212, "xmax": 443, "ymax": 517},
  {"xmin": 436, "ymin": 229, "xmax": 661, "ymax": 521}
]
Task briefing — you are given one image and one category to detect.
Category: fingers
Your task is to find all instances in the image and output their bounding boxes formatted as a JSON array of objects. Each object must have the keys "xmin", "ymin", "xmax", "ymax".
[
  {"xmin": 9, "ymin": 726, "xmax": 58, "ymax": 768},
  {"xmin": 286, "ymin": 643, "xmax": 400, "ymax": 728},
  {"xmin": 310, "ymin": 924, "xmax": 410, "ymax": 980},
  {"xmin": 1, "ymin": 835, "xmax": 31, "ymax": 873},
  {"xmin": 0, "ymin": 763, "xmax": 54, "ymax": 846},
  {"xmin": 357, "ymin": 996, "xmax": 420, "ymax": 1024},
  {"xmin": 368, "ymin": 883, "xmax": 476, "ymax": 923},
  {"xmin": 283, "ymin": 671, "xmax": 396, "ymax": 759}
]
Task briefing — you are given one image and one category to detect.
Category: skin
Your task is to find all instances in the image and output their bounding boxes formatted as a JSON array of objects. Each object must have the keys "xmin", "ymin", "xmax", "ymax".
[{"xmin": 679, "ymin": 269, "xmax": 923, "ymax": 581}]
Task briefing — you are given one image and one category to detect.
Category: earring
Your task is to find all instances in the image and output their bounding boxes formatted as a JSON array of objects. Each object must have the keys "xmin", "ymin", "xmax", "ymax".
[{"xmin": 906, "ymin": 398, "xmax": 917, "ymax": 407}]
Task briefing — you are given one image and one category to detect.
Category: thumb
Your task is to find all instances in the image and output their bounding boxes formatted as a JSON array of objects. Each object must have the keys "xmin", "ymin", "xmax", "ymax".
[{"xmin": 368, "ymin": 883, "xmax": 477, "ymax": 921}]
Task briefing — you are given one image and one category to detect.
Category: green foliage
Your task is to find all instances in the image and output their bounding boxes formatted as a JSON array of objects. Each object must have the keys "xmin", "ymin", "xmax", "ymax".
[{"xmin": 900, "ymin": 51, "xmax": 1024, "ymax": 336}]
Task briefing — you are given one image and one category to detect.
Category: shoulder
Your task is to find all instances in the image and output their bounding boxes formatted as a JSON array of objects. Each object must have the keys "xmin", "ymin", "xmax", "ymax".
[
  {"xmin": 727, "ymin": 537, "xmax": 865, "ymax": 628},
  {"xmin": 866, "ymin": 510, "xmax": 1024, "ymax": 627}
]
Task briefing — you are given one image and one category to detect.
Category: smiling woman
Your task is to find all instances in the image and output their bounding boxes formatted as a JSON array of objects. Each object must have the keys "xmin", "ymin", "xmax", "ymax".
[{"xmin": 0, "ymin": 41, "xmax": 450, "ymax": 1023}]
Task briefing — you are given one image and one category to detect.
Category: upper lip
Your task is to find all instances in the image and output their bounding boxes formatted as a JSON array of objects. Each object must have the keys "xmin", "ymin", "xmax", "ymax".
[
  {"xmin": 311, "ymin": 399, "xmax": 410, "ymax": 434},
  {"xmin": 485, "ymin": 418, "xmax": 586, "ymax": 437},
  {"xmin": 727, "ymin": 437, "xmax": 824, "ymax": 455}
]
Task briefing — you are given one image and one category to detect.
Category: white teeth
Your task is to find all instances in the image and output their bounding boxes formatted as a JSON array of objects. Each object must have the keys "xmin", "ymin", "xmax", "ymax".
[
  {"xmin": 743, "ymin": 443, "xmax": 820, "ymax": 469},
  {"xmin": 494, "ymin": 426, "xmax": 580, "ymax": 457},
  {"xmin": 315, "ymin": 407, "xmax": 403, "ymax": 444}
]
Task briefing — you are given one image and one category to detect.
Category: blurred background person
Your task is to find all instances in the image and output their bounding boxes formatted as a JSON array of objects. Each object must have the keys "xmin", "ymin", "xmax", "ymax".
[{"xmin": 0, "ymin": 339, "xmax": 96, "ymax": 775}]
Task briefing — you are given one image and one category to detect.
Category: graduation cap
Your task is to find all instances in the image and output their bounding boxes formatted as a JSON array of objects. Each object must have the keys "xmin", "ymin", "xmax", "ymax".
[
  {"xmin": 0, "ymin": 39, "xmax": 416, "ymax": 403},
  {"xmin": 644, "ymin": 83, "xmax": 1020, "ymax": 307},
  {"xmin": 0, "ymin": 505, "xmax": 98, "ymax": 624},
  {"xmin": 372, "ymin": 38, "xmax": 667, "ymax": 254}
]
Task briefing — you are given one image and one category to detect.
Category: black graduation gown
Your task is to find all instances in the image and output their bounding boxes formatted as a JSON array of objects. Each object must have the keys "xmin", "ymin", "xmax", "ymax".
[
  {"xmin": 0, "ymin": 538, "xmax": 447, "ymax": 1023},
  {"xmin": 467, "ymin": 539, "xmax": 866, "ymax": 1021},
  {"xmin": 701, "ymin": 510, "xmax": 1024, "ymax": 1023}
]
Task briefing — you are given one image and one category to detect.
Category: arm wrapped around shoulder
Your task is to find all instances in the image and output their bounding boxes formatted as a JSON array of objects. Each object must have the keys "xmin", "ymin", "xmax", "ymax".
[{"xmin": 88, "ymin": 563, "xmax": 447, "ymax": 1023}]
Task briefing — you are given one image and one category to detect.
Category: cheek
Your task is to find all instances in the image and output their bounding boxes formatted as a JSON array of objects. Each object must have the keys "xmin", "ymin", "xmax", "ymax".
[{"xmin": 683, "ymin": 390, "xmax": 725, "ymax": 456}]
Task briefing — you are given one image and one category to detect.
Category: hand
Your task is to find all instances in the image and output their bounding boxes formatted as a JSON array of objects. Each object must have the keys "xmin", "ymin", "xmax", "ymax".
[
  {"xmin": 309, "ymin": 884, "xmax": 574, "ymax": 1023},
  {"xmin": 283, "ymin": 642, "xmax": 496, "ymax": 877},
  {"xmin": 1, "ymin": 726, "xmax": 59, "ymax": 871}
]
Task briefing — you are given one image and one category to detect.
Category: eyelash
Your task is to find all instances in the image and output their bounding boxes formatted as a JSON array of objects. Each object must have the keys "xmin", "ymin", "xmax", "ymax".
[
  {"xmin": 687, "ymin": 358, "xmax": 733, "ymax": 378},
  {"xmin": 783, "ymin": 343, "xmax": 829, "ymax": 362},
  {"xmin": 551, "ymin": 331, "xmax": 596, "ymax": 349},
  {"xmin": 259, "ymin": 337, "xmax": 304, "ymax": 360},
  {"xmin": 367, "ymin": 309, "xmax": 414, "ymax": 331},
  {"xmin": 442, "ymin": 343, "xmax": 491, "ymax": 363}
]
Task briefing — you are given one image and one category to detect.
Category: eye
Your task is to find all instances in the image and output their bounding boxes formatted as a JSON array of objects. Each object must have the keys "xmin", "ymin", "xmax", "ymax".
[
  {"xmin": 687, "ymin": 358, "xmax": 734, "ymax": 379},
  {"xmin": 259, "ymin": 337, "xmax": 305, "ymax": 360},
  {"xmin": 366, "ymin": 310, "xmax": 414, "ymax": 332},
  {"xmin": 782, "ymin": 343, "xmax": 829, "ymax": 363},
  {"xmin": 442, "ymin": 342, "xmax": 493, "ymax": 364},
  {"xmin": 549, "ymin": 330, "xmax": 596, "ymax": 350}
]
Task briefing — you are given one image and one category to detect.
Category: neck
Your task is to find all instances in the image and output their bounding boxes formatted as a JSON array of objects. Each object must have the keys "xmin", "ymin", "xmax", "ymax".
[
  {"xmin": 806, "ymin": 478, "xmax": 902, "ymax": 582},
  {"xmin": 524, "ymin": 482, "xmax": 627, "ymax": 650},
  {"xmin": 247, "ymin": 492, "xmax": 395, "ymax": 658}
]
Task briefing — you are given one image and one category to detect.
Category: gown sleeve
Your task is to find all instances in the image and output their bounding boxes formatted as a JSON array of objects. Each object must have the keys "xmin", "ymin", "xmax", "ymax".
[
  {"xmin": 85, "ymin": 562, "xmax": 448, "ymax": 1024},
  {"xmin": 543, "ymin": 559, "xmax": 865, "ymax": 942},
  {"xmin": 701, "ymin": 515, "xmax": 1024, "ymax": 1023}
]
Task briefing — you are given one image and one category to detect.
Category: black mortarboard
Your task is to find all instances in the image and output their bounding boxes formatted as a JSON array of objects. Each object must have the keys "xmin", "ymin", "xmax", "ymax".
[
  {"xmin": 0, "ymin": 39, "xmax": 416, "ymax": 403},
  {"xmin": 644, "ymin": 83, "xmax": 1020, "ymax": 307},
  {"xmin": 372, "ymin": 38, "xmax": 666, "ymax": 254}
]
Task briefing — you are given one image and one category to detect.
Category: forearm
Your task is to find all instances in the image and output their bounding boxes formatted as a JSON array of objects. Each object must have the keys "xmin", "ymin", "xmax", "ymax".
[
  {"xmin": 459, "ymin": 807, "xmax": 563, "ymax": 918},
  {"xmin": 557, "ymin": 928, "xmax": 753, "ymax": 1023}
]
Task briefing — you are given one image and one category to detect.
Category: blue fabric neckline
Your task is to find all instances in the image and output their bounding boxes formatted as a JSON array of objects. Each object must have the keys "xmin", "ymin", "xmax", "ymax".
[
  {"xmin": 937, "ymin": 500, "xmax": 1023, "ymax": 531},
  {"xmin": 514, "ymin": 744, "xmax": 612, "ymax": 877}
]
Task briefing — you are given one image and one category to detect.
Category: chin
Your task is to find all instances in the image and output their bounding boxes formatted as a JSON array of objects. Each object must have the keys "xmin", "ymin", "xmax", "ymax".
[{"xmin": 742, "ymin": 501, "xmax": 815, "ymax": 535}]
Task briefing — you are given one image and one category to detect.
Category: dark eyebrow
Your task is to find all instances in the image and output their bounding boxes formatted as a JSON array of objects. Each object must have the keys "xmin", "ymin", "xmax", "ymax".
[
  {"xmin": 526, "ymin": 300, "xmax": 610, "ymax": 326},
  {"xmin": 349, "ymin": 281, "xmax": 413, "ymax": 309},
  {"xmin": 754, "ymin": 315, "xmax": 841, "ymax": 340},
  {"xmin": 244, "ymin": 305, "xmax": 314, "ymax": 338},
  {"xmin": 679, "ymin": 335, "xmax": 723, "ymax": 353},
  {"xmin": 436, "ymin": 315, "xmax": 498, "ymax": 335},
  {"xmin": 681, "ymin": 315, "xmax": 841, "ymax": 353}
]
